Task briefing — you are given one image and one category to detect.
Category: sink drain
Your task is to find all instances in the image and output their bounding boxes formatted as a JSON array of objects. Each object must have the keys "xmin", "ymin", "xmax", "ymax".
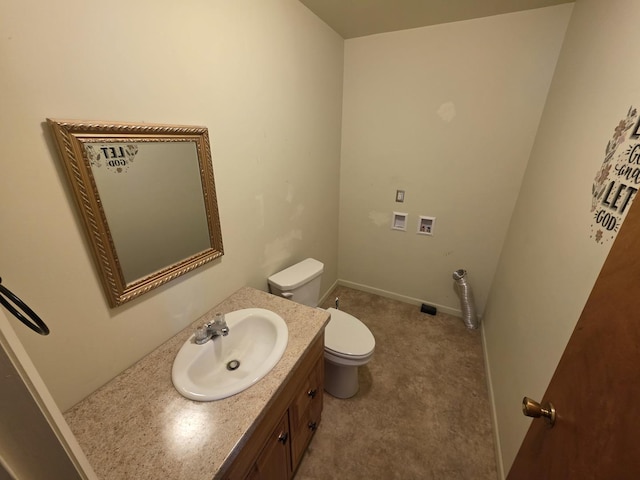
[{"xmin": 226, "ymin": 359, "xmax": 240, "ymax": 371}]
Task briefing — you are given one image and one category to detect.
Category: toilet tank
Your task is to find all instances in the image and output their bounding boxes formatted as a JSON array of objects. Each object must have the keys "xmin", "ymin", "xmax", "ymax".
[{"xmin": 267, "ymin": 258, "xmax": 324, "ymax": 307}]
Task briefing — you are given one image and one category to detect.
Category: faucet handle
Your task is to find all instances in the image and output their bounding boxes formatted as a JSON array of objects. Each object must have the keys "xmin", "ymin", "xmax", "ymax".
[
  {"xmin": 213, "ymin": 312, "xmax": 226, "ymax": 325},
  {"xmin": 194, "ymin": 326, "xmax": 210, "ymax": 345}
]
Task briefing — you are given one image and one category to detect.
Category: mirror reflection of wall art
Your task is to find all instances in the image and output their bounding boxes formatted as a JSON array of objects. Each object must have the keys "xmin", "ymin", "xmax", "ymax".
[{"xmin": 48, "ymin": 119, "xmax": 224, "ymax": 307}]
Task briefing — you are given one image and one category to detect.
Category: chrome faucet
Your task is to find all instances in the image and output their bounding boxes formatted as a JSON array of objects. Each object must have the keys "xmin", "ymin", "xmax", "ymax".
[{"xmin": 194, "ymin": 312, "xmax": 229, "ymax": 345}]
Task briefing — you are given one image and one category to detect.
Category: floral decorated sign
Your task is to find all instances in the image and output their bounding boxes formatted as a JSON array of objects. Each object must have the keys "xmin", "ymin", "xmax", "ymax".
[{"xmin": 591, "ymin": 106, "xmax": 640, "ymax": 243}]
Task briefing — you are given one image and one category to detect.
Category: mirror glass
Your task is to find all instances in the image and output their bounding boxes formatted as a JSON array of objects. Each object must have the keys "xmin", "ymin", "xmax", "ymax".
[{"xmin": 48, "ymin": 120, "xmax": 224, "ymax": 307}]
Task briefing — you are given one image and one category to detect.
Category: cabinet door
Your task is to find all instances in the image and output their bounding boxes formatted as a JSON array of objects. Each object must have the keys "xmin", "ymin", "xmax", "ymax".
[
  {"xmin": 246, "ymin": 412, "xmax": 291, "ymax": 480},
  {"xmin": 289, "ymin": 355, "xmax": 324, "ymax": 467}
]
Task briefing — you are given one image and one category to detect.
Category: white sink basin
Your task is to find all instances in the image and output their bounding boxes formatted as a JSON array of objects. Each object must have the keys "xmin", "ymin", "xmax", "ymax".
[{"xmin": 172, "ymin": 308, "xmax": 288, "ymax": 401}]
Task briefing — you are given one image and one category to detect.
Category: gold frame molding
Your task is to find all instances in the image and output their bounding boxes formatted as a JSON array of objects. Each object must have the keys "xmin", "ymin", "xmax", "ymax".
[{"xmin": 47, "ymin": 119, "xmax": 224, "ymax": 307}]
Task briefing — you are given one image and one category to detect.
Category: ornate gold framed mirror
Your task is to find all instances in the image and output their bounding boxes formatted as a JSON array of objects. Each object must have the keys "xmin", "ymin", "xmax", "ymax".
[{"xmin": 48, "ymin": 119, "xmax": 224, "ymax": 307}]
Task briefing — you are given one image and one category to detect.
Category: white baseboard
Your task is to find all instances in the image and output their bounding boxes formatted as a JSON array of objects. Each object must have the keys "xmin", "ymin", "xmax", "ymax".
[
  {"xmin": 481, "ymin": 324, "xmax": 505, "ymax": 480},
  {"xmin": 334, "ymin": 279, "xmax": 463, "ymax": 317}
]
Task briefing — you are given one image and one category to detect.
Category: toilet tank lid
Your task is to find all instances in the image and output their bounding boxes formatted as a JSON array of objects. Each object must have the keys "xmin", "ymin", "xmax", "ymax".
[{"xmin": 268, "ymin": 258, "xmax": 324, "ymax": 290}]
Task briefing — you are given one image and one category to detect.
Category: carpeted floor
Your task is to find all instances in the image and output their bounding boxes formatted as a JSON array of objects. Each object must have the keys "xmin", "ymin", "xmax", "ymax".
[{"xmin": 294, "ymin": 286, "xmax": 498, "ymax": 480}]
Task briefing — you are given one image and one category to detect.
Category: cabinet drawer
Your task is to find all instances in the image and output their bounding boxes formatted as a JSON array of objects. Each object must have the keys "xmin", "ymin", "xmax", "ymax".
[
  {"xmin": 290, "ymin": 355, "xmax": 324, "ymax": 467},
  {"xmin": 291, "ymin": 399, "xmax": 322, "ymax": 468},
  {"xmin": 289, "ymin": 354, "xmax": 323, "ymax": 430}
]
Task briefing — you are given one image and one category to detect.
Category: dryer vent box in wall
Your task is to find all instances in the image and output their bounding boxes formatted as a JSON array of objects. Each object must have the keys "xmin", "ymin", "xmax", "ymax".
[{"xmin": 392, "ymin": 212, "xmax": 408, "ymax": 231}]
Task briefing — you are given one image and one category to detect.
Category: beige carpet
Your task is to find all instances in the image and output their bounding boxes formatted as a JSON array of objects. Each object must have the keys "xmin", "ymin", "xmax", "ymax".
[{"xmin": 294, "ymin": 286, "xmax": 498, "ymax": 480}]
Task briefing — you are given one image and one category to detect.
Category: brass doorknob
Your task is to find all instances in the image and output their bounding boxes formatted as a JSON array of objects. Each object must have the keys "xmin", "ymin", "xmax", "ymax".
[{"xmin": 522, "ymin": 397, "xmax": 556, "ymax": 427}]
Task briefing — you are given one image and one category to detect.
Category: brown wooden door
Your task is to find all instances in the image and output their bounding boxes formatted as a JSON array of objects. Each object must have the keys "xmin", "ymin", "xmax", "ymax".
[{"xmin": 508, "ymin": 198, "xmax": 640, "ymax": 479}]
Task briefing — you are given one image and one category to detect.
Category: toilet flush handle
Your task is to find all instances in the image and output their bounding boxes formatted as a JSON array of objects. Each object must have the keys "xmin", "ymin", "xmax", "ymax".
[{"xmin": 281, "ymin": 292, "xmax": 293, "ymax": 300}]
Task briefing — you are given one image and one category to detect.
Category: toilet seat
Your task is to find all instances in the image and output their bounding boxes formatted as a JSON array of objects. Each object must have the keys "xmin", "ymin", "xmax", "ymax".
[{"xmin": 325, "ymin": 308, "xmax": 375, "ymax": 359}]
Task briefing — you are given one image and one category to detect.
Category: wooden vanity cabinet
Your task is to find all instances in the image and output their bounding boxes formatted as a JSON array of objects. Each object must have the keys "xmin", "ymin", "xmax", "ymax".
[{"xmin": 222, "ymin": 334, "xmax": 324, "ymax": 480}]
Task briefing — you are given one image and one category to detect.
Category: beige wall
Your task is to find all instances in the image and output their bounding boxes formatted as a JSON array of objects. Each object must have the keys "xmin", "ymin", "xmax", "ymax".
[
  {"xmin": 338, "ymin": 5, "xmax": 573, "ymax": 315},
  {"xmin": 483, "ymin": 0, "xmax": 640, "ymax": 475},
  {"xmin": 0, "ymin": 0, "xmax": 343, "ymax": 411}
]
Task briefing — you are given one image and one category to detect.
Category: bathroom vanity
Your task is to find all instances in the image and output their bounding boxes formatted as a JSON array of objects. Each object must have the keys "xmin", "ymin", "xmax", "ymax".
[
  {"xmin": 64, "ymin": 287, "xmax": 329, "ymax": 479},
  {"xmin": 223, "ymin": 335, "xmax": 323, "ymax": 479}
]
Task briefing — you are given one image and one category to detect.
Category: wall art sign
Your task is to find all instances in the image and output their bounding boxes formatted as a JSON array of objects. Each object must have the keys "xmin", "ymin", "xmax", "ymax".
[{"xmin": 591, "ymin": 106, "xmax": 640, "ymax": 244}]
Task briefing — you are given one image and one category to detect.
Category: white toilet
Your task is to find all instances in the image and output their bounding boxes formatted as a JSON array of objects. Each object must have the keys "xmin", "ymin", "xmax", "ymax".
[{"xmin": 268, "ymin": 258, "xmax": 375, "ymax": 398}]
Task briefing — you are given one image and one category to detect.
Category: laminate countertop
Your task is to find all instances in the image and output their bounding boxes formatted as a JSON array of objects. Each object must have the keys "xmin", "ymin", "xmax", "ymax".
[{"xmin": 64, "ymin": 287, "xmax": 329, "ymax": 479}]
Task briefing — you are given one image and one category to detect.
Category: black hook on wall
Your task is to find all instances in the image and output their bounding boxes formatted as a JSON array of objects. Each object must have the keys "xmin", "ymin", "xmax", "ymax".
[{"xmin": 0, "ymin": 277, "xmax": 50, "ymax": 336}]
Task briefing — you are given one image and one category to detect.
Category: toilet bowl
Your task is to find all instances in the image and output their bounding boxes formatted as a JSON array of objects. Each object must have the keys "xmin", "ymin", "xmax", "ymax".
[
  {"xmin": 324, "ymin": 307, "xmax": 375, "ymax": 398},
  {"xmin": 267, "ymin": 258, "xmax": 375, "ymax": 398}
]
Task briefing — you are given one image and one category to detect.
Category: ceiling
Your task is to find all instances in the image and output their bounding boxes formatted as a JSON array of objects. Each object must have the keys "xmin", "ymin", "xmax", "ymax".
[{"xmin": 299, "ymin": 0, "xmax": 574, "ymax": 39}]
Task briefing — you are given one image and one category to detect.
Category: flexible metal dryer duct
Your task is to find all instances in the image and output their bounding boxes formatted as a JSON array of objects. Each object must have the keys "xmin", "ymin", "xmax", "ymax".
[{"xmin": 452, "ymin": 269, "xmax": 478, "ymax": 329}]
